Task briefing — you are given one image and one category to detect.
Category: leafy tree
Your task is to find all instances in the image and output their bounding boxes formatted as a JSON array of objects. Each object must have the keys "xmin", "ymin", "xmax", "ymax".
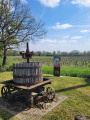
[
  {"xmin": 7, "ymin": 49, "xmax": 19, "ymax": 56},
  {"xmin": 61, "ymin": 52, "xmax": 68, "ymax": 56},
  {"xmin": 57, "ymin": 50, "xmax": 61, "ymax": 56},
  {"xmin": 69, "ymin": 50, "xmax": 80, "ymax": 56},
  {"xmin": 53, "ymin": 51, "xmax": 56, "ymax": 56},
  {"xmin": 35, "ymin": 51, "xmax": 42, "ymax": 56},
  {"xmin": 0, "ymin": 0, "xmax": 46, "ymax": 66}
]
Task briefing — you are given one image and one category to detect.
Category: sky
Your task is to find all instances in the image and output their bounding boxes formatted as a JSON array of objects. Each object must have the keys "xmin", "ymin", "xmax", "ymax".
[{"xmin": 20, "ymin": 0, "xmax": 90, "ymax": 52}]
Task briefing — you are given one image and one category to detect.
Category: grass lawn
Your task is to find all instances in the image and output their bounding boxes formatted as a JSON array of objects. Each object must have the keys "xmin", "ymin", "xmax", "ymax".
[
  {"xmin": 42, "ymin": 66, "xmax": 90, "ymax": 78},
  {"xmin": 0, "ymin": 72, "xmax": 90, "ymax": 120},
  {"xmin": 42, "ymin": 75, "xmax": 90, "ymax": 120}
]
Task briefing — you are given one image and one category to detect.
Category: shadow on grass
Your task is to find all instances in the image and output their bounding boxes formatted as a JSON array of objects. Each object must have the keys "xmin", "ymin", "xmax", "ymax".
[
  {"xmin": 0, "ymin": 90, "xmax": 30, "ymax": 120},
  {"xmin": 43, "ymin": 74, "xmax": 54, "ymax": 78},
  {"xmin": 0, "ymin": 106, "xmax": 15, "ymax": 120},
  {"xmin": 56, "ymin": 78, "xmax": 90, "ymax": 93},
  {"xmin": 85, "ymin": 78, "xmax": 90, "ymax": 84},
  {"xmin": 43, "ymin": 76, "xmax": 53, "ymax": 78}
]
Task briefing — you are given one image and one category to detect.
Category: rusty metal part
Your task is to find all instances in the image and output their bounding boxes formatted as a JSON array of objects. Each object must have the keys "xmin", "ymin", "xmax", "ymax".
[
  {"xmin": 46, "ymin": 87, "xmax": 55, "ymax": 100},
  {"xmin": 1, "ymin": 86, "xmax": 10, "ymax": 98},
  {"xmin": 36, "ymin": 102, "xmax": 48, "ymax": 109},
  {"xmin": 37, "ymin": 102, "xmax": 51, "ymax": 109},
  {"xmin": 13, "ymin": 74, "xmax": 42, "ymax": 78},
  {"xmin": 1, "ymin": 85, "xmax": 18, "ymax": 99},
  {"xmin": 36, "ymin": 94, "xmax": 47, "ymax": 101},
  {"xmin": 34, "ymin": 87, "xmax": 55, "ymax": 108},
  {"xmin": 13, "ymin": 66, "xmax": 42, "ymax": 69},
  {"xmin": 20, "ymin": 42, "xmax": 34, "ymax": 63}
]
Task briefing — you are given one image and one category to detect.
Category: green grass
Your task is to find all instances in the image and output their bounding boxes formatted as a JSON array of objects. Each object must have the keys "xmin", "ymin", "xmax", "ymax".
[
  {"xmin": 41, "ymin": 74, "xmax": 90, "ymax": 120},
  {"xmin": 61, "ymin": 66, "xmax": 90, "ymax": 78},
  {"xmin": 42, "ymin": 66, "xmax": 53, "ymax": 75},
  {"xmin": 42, "ymin": 66, "xmax": 90, "ymax": 78},
  {"xmin": 0, "ymin": 72, "xmax": 90, "ymax": 120},
  {"xmin": 0, "ymin": 107, "xmax": 20, "ymax": 120}
]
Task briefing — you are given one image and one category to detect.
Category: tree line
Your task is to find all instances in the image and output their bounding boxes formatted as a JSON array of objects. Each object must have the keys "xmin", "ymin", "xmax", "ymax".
[
  {"xmin": 1, "ymin": 49, "xmax": 90, "ymax": 57},
  {"xmin": 34, "ymin": 50, "xmax": 90, "ymax": 56}
]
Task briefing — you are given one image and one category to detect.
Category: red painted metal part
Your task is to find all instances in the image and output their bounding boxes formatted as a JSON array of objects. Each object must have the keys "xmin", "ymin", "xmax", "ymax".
[{"xmin": 54, "ymin": 67, "xmax": 60, "ymax": 76}]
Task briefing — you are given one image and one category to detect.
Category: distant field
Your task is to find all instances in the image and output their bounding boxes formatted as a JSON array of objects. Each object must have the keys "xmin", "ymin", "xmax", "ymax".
[{"xmin": 0, "ymin": 56, "xmax": 90, "ymax": 78}]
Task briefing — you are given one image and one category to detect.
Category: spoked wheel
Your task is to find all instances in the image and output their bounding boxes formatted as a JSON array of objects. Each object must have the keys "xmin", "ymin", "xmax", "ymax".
[
  {"xmin": 1, "ymin": 86, "xmax": 11, "ymax": 99},
  {"xmin": 46, "ymin": 87, "xmax": 55, "ymax": 100}
]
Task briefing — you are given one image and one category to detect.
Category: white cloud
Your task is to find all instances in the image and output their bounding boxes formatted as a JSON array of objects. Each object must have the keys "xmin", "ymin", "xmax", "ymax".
[
  {"xmin": 40, "ymin": 39, "xmax": 68, "ymax": 44},
  {"xmin": 59, "ymin": 40, "xmax": 67, "ymax": 43},
  {"xmin": 20, "ymin": 0, "xmax": 28, "ymax": 4},
  {"xmin": 71, "ymin": 36, "xmax": 82, "ymax": 39},
  {"xmin": 41, "ymin": 39, "xmax": 56, "ymax": 43},
  {"xmin": 80, "ymin": 29, "xmax": 90, "ymax": 33},
  {"xmin": 51, "ymin": 23, "xmax": 73, "ymax": 29},
  {"xmin": 38, "ymin": 0, "xmax": 60, "ymax": 8},
  {"xmin": 63, "ymin": 36, "xmax": 70, "ymax": 39},
  {"xmin": 72, "ymin": 0, "xmax": 90, "ymax": 7},
  {"xmin": 40, "ymin": 38, "xmax": 77, "ymax": 45},
  {"xmin": 69, "ymin": 40, "xmax": 77, "ymax": 43},
  {"xmin": 50, "ymin": 23, "xmax": 90, "ymax": 30}
]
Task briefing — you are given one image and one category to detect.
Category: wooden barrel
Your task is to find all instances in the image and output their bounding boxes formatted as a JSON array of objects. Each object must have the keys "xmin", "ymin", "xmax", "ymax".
[{"xmin": 13, "ymin": 62, "xmax": 43, "ymax": 86}]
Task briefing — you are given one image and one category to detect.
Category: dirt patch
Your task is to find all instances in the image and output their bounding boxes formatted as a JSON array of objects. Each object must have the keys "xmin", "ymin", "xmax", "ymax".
[{"xmin": 0, "ymin": 94, "xmax": 67, "ymax": 120}]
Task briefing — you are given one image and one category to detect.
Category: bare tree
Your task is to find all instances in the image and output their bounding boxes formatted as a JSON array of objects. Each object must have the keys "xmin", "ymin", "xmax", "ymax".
[{"xmin": 0, "ymin": 0, "xmax": 46, "ymax": 66}]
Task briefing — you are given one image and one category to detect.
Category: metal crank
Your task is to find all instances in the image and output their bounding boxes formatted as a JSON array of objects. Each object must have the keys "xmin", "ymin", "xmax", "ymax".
[{"xmin": 46, "ymin": 87, "xmax": 55, "ymax": 101}]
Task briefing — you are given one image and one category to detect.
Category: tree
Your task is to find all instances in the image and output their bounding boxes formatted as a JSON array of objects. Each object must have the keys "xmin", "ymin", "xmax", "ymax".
[
  {"xmin": 53, "ymin": 51, "xmax": 56, "ymax": 56},
  {"xmin": 0, "ymin": 0, "xmax": 46, "ymax": 66},
  {"xmin": 61, "ymin": 52, "xmax": 68, "ymax": 56},
  {"xmin": 69, "ymin": 50, "xmax": 80, "ymax": 56},
  {"xmin": 57, "ymin": 50, "xmax": 61, "ymax": 56}
]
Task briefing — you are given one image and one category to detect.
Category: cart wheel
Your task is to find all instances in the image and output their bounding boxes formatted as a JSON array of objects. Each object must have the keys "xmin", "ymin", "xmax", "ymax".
[
  {"xmin": 1, "ymin": 86, "xmax": 10, "ymax": 99},
  {"xmin": 46, "ymin": 87, "xmax": 55, "ymax": 100}
]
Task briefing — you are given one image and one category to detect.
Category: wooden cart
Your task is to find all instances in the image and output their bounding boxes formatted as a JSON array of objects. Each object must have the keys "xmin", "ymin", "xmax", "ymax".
[{"xmin": 0, "ymin": 78, "xmax": 55, "ymax": 107}]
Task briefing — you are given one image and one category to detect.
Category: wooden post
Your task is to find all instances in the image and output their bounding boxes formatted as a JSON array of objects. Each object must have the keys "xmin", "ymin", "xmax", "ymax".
[{"xmin": 30, "ymin": 93, "xmax": 34, "ymax": 108}]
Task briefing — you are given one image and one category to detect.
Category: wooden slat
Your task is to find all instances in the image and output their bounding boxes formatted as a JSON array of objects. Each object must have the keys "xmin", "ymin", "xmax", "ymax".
[
  {"xmin": 13, "ymin": 62, "xmax": 43, "ymax": 85},
  {"xmin": 0, "ymin": 78, "xmax": 54, "ymax": 90},
  {"xmin": 18, "ymin": 79, "xmax": 54, "ymax": 90}
]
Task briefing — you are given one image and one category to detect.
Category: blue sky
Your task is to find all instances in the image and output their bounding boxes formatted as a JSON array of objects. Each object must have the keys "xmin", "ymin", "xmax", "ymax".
[{"xmin": 20, "ymin": 0, "xmax": 90, "ymax": 52}]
